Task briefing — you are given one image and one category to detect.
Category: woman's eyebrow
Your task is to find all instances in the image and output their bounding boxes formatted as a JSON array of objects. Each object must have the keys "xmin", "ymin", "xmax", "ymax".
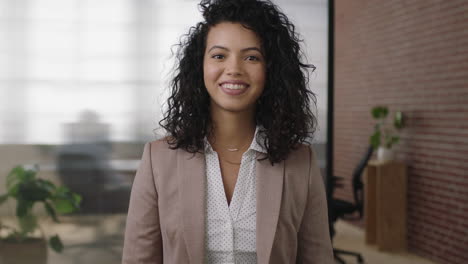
[
  {"xmin": 207, "ymin": 45, "xmax": 263, "ymax": 54},
  {"xmin": 208, "ymin": 45, "xmax": 229, "ymax": 53},
  {"xmin": 241, "ymin": 47, "xmax": 262, "ymax": 54}
]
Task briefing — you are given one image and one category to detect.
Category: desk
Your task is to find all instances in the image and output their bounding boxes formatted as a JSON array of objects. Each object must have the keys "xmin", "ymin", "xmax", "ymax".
[{"xmin": 364, "ymin": 160, "xmax": 407, "ymax": 251}]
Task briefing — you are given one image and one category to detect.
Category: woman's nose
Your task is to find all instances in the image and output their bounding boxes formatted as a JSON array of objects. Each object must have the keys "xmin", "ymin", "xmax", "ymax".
[{"xmin": 226, "ymin": 58, "xmax": 243, "ymax": 76}]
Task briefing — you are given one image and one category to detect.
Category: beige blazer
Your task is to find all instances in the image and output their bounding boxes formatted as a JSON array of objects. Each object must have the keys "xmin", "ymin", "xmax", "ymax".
[{"xmin": 122, "ymin": 139, "xmax": 333, "ymax": 264}]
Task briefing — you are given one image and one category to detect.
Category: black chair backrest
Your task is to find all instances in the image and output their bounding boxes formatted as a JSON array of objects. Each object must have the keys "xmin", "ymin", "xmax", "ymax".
[{"xmin": 351, "ymin": 146, "xmax": 373, "ymax": 217}]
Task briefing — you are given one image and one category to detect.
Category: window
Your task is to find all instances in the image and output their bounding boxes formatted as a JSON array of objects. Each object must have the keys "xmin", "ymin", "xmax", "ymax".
[{"xmin": 0, "ymin": 1, "xmax": 329, "ymax": 263}]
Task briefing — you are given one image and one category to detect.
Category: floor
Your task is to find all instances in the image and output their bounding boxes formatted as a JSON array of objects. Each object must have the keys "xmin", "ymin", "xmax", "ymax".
[
  {"xmin": 1, "ymin": 215, "xmax": 438, "ymax": 264},
  {"xmin": 333, "ymin": 220, "xmax": 437, "ymax": 264}
]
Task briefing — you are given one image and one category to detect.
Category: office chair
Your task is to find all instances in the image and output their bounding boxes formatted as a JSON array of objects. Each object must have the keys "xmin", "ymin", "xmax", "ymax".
[{"xmin": 328, "ymin": 146, "xmax": 373, "ymax": 264}]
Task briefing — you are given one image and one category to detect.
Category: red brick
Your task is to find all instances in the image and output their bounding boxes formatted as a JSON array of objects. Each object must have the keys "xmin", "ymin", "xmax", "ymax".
[{"xmin": 335, "ymin": 1, "xmax": 468, "ymax": 263}]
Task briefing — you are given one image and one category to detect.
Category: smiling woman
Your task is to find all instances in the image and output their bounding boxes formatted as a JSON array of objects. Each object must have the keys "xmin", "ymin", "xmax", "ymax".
[
  {"xmin": 122, "ymin": 0, "xmax": 333, "ymax": 263},
  {"xmin": 203, "ymin": 22, "xmax": 266, "ymax": 114}
]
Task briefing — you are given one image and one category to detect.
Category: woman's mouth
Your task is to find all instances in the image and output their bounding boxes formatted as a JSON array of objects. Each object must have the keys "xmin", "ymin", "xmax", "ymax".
[{"xmin": 219, "ymin": 82, "xmax": 249, "ymax": 95}]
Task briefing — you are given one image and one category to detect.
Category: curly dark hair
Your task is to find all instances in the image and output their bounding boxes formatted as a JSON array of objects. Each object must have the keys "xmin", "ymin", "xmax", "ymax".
[{"xmin": 159, "ymin": 0, "xmax": 317, "ymax": 164}]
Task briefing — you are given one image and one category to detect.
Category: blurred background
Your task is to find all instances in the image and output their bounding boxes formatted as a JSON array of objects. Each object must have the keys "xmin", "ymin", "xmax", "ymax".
[
  {"xmin": 1, "ymin": 0, "xmax": 467, "ymax": 264},
  {"xmin": 0, "ymin": 0, "xmax": 328, "ymax": 263}
]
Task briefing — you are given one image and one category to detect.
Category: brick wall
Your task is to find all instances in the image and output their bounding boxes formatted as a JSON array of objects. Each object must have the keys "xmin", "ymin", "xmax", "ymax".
[{"xmin": 333, "ymin": 1, "xmax": 468, "ymax": 263}]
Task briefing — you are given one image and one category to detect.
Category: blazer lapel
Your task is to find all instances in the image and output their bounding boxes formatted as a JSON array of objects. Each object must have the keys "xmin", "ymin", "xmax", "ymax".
[
  {"xmin": 256, "ymin": 157, "xmax": 284, "ymax": 264},
  {"xmin": 180, "ymin": 150, "xmax": 206, "ymax": 264}
]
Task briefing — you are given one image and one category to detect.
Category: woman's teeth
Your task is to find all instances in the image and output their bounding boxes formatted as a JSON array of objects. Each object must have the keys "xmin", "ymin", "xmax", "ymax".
[{"xmin": 221, "ymin": 83, "xmax": 247, "ymax": 90}]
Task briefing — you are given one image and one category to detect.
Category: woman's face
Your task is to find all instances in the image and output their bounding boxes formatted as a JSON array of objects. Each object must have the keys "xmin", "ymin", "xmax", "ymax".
[{"xmin": 203, "ymin": 22, "xmax": 266, "ymax": 114}]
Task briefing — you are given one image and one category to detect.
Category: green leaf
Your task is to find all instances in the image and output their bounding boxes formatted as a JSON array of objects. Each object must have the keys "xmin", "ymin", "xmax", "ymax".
[
  {"xmin": 52, "ymin": 187, "xmax": 81, "ymax": 213},
  {"xmin": 7, "ymin": 183, "xmax": 20, "ymax": 197},
  {"xmin": 6, "ymin": 166, "xmax": 24, "ymax": 188},
  {"xmin": 18, "ymin": 213, "xmax": 37, "ymax": 235},
  {"xmin": 6, "ymin": 166, "xmax": 37, "ymax": 189},
  {"xmin": 23, "ymin": 169, "xmax": 36, "ymax": 181},
  {"xmin": 52, "ymin": 198, "xmax": 75, "ymax": 214},
  {"xmin": 44, "ymin": 201, "xmax": 59, "ymax": 222},
  {"xmin": 49, "ymin": 235, "xmax": 64, "ymax": 253},
  {"xmin": 371, "ymin": 106, "xmax": 388, "ymax": 119},
  {"xmin": 385, "ymin": 136, "xmax": 400, "ymax": 148},
  {"xmin": 53, "ymin": 186, "xmax": 70, "ymax": 198},
  {"xmin": 18, "ymin": 182, "xmax": 51, "ymax": 202},
  {"xmin": 37, "ymin": 179, "xmax": 56, "ymax": 193},
  {"xmin": 394, "ymin": 111, "xmax": 404, "ymax": 129},
  {"xmin": 72, "ymin": 193, "xmax": 82, "ymax": 209},
  {"xmin": 370, "ymin": 131, "xmax": 381, "ymax": 149},
  {"xmin": 16, "ymin": 199, "xmax": 33, "ymax": 218}
]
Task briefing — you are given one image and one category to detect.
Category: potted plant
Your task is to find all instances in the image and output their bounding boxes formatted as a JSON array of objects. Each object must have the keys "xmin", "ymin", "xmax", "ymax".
[
  {"xmin": 0, "ymin": 165, "xmax": 82, "ymax": 264},
  {"xmin": 370, "ymin": 106, "xmax": 404, "ymax": 162}
]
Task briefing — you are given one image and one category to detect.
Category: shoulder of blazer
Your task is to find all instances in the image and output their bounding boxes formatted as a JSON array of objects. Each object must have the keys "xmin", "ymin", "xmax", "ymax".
[
  {"xmin": 144, "ymin": 138, "xmax": 177, "ymax": 180},
  {"xmin": 286, "ymin": 143, "xmax": 313, "ymax": 165},
  {"xmin": 146, "ymin": 138, "xmax": 203, "ymax": 179},
  {"xmin": 284, "ymin": 144, "xmax": 321, "ymax": 186},
  {"xmin": 149, "ymin": 137, "xmax": 173, "ymax": 151}
]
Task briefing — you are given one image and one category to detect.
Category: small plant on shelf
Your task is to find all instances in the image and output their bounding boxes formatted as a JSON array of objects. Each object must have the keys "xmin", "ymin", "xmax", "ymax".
[
  {"xmin": 370, "ymin": 106, "xmax": 404, "ymax": 161},
  {"xmin": 0, "ymin": 165, "xmax": 82, "ymax": 253}
]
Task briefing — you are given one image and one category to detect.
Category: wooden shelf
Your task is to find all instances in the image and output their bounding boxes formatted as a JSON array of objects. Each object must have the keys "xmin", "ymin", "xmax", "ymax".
[{"xmin": 364, "ymin": 160, "xmax": 407, "ymax": 251}]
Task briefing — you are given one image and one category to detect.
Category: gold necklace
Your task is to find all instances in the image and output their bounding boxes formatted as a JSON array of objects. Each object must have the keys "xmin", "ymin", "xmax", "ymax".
[
  {"xmin": 210, "ymin": 138, "xmax": 251, "ymax": 152},
  {"xmin": 223, "ymin": 140, "xmax": 251, "ymax": 152},
  {"xmin": 215, "ymin": 139, "xmax": 251, "ymax": 165}
]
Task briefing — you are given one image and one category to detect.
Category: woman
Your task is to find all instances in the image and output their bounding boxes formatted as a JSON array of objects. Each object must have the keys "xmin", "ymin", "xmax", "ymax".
[{"xmin": 122, "ymin": 0, "xmax": 333, "ymax": 263}]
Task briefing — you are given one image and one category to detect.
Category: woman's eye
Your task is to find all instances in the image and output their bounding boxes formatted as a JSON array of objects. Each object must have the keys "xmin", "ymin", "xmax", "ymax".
[
  {"xmin": 212, "ymin": 54, "xmax": 224, "ymax": 59},
  {"xmin": 246, "ymin": 55, "xmax": 260, "ymax": 61}
]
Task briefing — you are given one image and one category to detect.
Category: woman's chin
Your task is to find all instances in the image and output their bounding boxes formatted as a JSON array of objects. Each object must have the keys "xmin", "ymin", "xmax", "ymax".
[{"xmin": 211, "ymin": 101, "xmax": 256, "ymax": 115}]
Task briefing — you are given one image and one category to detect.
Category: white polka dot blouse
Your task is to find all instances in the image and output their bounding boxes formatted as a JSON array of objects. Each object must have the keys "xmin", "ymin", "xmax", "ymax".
[{"xmin": 204, "ymin": 127, "xmax": 266, "ymax": 264}]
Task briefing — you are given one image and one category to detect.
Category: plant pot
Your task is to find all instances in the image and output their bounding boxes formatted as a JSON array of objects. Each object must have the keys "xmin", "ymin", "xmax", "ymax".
[
  {"xmin": 377, "ymin": 146, "xmax": 394, "ymax": 162},
  {"xmin": 0, "ymin": 238, "xmax": 47, "ymax": 264}
]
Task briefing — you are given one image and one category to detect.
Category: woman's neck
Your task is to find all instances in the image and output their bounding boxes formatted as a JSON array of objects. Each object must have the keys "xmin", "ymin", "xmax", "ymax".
[{"xmin": 208, "ymin": 109, "xmax": 256, "ymax": 150}]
